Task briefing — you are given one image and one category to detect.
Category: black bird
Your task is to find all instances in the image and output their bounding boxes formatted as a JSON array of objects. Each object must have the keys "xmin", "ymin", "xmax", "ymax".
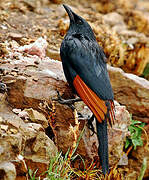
[{"xmin": 60, "ymin": 4, "xmax": 115, "ymax": 175}]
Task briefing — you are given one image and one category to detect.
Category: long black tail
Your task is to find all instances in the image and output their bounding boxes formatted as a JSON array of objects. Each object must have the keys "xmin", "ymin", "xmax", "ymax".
[{"xmin": 96, "ymin": 118, "xmax": 109, "ymax": 175}]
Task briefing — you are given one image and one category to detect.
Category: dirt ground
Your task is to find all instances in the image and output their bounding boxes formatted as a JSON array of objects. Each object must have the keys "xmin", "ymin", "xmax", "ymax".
[{"xmin": 0, "ymin": 0, "xmax": 97, "ymax": 56}]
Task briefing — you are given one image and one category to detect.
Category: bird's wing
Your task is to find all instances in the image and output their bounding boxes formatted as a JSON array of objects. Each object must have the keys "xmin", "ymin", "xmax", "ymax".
[
  {"xmin": 73, "ymin": 74, "xmax": 107, "ymax": 123},
  {"xmin": 67, "ymin": 38, "xmax": 114, "ymax": 100}
]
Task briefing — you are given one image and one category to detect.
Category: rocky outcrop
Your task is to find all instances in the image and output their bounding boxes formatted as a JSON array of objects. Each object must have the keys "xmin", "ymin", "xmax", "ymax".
[
  {"xmin": 0, "ymin": 92, "xmax": 57, "ymax": 179},
  {"xmin": 0, "ymin": 38, "xmax": 149, "ymax": 179},
  {"xmin": 108, "ymin": 65, "xmax": 149, "ymax": 123},
  {"xmin": 0, "ymin": 50, "xmax": 129, "ymax": 179}
]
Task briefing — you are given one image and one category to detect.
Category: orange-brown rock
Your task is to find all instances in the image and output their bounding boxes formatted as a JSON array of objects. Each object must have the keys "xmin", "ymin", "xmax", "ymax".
[
  {"xmin": 0, "ymin": 162, "xmax": 16, "ymax": 180},
  {"xmin": 108, "ymin": 65, "xmax": 149, "ymax": 123},
  {"xmin": 0, "ymin": 92, "xmax": 57, "ymax": 179}
]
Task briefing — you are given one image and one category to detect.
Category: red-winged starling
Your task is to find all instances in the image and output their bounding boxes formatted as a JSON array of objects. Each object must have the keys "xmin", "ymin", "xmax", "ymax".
[{"xmin": 60, "ymin": 4, "xmax": 115, "ymax": 175}]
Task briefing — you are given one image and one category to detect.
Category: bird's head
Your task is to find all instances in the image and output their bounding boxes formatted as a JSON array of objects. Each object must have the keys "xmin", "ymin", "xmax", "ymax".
[{"xmin": 63, "ymin": 5, "xmax": 96, "ymax": 40}]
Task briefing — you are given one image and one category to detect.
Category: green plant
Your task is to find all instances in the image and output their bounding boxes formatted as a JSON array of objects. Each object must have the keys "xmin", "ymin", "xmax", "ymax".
[
  {"xmin": 45, "ymin": 125, "xmax": 86, "ymax": 179},
  {"xmin": 28, "ymin": 124, "xmax": 86, "ymax": 180},
  {"xmin": 45, "ymin": 151, "xmax": 72, "ymax": 180},
  {"xmin": 125, "ymin": 118, "xmax": 145, "ymax": 150},
  {"xmin": 28, "ymin": 169, "xmax": 39, "ymax": 180},
  {"xmin": 142, "ymin": 63, "xmax": 149, "ymax": 80},
  {"xmin": 138, "ymin": 157, "xmax": 147, "ymax": 180}
]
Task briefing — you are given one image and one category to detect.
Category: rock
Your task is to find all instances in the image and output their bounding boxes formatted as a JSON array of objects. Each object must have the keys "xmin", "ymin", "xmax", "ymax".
[
  {"xmin": 108, "ymin": 65, "xmax": 149, "ymax": 123},
  {"xmin": 52, "ymin": 99, "xmax": 130, "ymax": 167},
  {"xmin": 0, "ymin": 95, "xmax": 57, "ymax": 179},
  {"xmin": 0, "ymin": 52, "xmax": 148, "ymax": 177},
  {"xmin": 51, "ymin": 0, "xmax": 62, "ymax": 4},
  {"xmin": 13, "ymin": 155, "xmax": 28, "ymax": 180},
  {"xmin": 9, "ymin": 128, "xmax": 18, "ymax": 134},
  {"xmin": 0, "ymin": 43, "xmax": 9, "ymax": 56},
  {"xmin": 0, "ymin": 162, "xmax": 16, "ymax": 180},
  {"xmin": 0, "ymin": 124, "xmax": 8, "ymax": 131},
  {"xmin": 12, "ymin": 108, "xmax": 22, "ymax": 114},
  {"xmin": 17, "ymin": 37, "xmax": 48, "ymax": 59},
  {"xmin": 24, "ymin": 108, "xmax": 48, "ymax": 128},
  {"xmin": 18, "ymin": 111, "xmax": 29, "ymax": 120},
  {"xmin": 8, "ymin": 32, "xmax": 23, "ymax": 41},
  {"xmin": 103, "ymin": 12, "xmax": 125, "ymax": 27},
  {"xmin": 24, "ymin": 130, "xmax": 57, "ymax": 162},
  {"xmin": 0, "ymin": 116, "xmax": 3, "ymax": 122},
  {"xmin": 108, "ymin": 104, "xmax": 130, "ymax": 166},
  {"xmin": 2, "ymin": 57, "xmax": 147, "ymax": 123},
  {"xmin": 120, "ymin": 125, "xmax": 149, "ymax": 179},
  {"xmin": 92, "ymin": 0, "xmax": 137, "ymax": 14},
  {"xmin": 118, "ymin": 153, "xmax": 128, "ymax": 166},
  {"xmin": 46, "ymin": 48, "xmax": 61, "ymax": 61}
]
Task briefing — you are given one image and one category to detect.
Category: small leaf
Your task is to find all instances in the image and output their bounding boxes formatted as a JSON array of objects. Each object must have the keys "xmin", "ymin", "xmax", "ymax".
[
  {"xmin": 125, "ymin": 138, "xmax": 131, "ymax": 149},
  {"xmin": 142, "ymin": 63, "xmax": 149, "ymax": 78},
  {"xmin": 125, "ymin": 118, "xmax": 145, "ymax": 150},
  {"xmin": 131, "ymin": 120, "xmax": 142, "ymax": 125},
  {"xmin": 138, "ymin": 123, "xmax": 145, "ymax": 128},
  {"xmin": 132, "ymin": 138, "xmax": 143, "ymax": 150}
]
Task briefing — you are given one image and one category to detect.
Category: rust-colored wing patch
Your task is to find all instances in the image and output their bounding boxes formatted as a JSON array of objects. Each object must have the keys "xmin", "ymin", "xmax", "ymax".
[{"xmin": 73, "ymin": 75, "xmax": 107, "ymax": 123}]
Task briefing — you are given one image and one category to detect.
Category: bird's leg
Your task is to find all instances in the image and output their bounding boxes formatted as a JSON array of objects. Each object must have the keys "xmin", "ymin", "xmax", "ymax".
[
  {"xmin": 52, "ymin": 90, "xmax": 81, "ymax": 110},
  {"xmin": 87, "ymin": 114, "xmax": 97, "ymax": 135}
]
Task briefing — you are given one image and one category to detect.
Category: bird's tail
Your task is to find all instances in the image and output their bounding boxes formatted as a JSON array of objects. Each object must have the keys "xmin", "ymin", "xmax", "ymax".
[{"xmin": 96, "ymin": 118, "xmax": 109, "ymax": 175}]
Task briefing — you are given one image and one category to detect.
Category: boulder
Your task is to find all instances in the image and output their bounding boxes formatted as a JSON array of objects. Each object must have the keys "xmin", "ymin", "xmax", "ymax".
[
  {"xmin": 0, "ymin": 162, "xmax": 16, "ymax": 180},
  {"xmin": 0, "ymin": 93, "xmax": 57, "ymax": 179},
  {"xmin": 108, "ymin": 65, "xmax": 149, "ymax": 123}
]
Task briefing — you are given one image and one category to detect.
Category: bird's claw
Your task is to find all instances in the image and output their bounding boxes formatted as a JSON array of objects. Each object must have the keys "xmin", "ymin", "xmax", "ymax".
[{"xmin": 52, "ymin": 90, "xmax": 81, "ymax": 110}]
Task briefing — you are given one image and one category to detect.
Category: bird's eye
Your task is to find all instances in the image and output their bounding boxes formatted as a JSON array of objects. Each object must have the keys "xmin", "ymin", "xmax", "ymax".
[{"xmin": 77, "ymin": 19, "xmax": 83, "ymax": 25}]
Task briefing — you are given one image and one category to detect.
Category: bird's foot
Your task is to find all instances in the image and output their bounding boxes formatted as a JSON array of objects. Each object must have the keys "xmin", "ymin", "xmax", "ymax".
[
  {"xmin": 53, "ymin": 91, "xmax": 96, "ymax": 135},
  {"xmin": 87, "ymin": 114, "xmax": 97, "ymax": 135},
  {"xmin": 52, "ymin": 90, "xmax": 81, "ymax": 110}
]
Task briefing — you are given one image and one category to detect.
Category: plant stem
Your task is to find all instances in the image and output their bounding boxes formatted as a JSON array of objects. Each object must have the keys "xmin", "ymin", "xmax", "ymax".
[{"xmin": 137, "ymin": 157, "xmax": 147, "ymax": 180}]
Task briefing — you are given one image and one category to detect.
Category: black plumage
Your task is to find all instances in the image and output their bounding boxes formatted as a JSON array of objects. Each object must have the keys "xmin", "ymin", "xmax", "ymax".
[{"xmin": 60, "ymin": 4, "xmax": 114, "ymax": 175}]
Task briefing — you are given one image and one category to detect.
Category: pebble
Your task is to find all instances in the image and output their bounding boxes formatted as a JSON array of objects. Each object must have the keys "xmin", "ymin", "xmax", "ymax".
[
  {"xmin": 33, "ymin": 77, "xmax": 38, "ymax": 82},
  {"xmin": 0, "ymin": 125, "xmax": 8, "ymax": 131},
  {"xmin": 0, "ymin": 117, "xmax": 3, "ymax": 122},
  {"xmin": 34, "ymin": 60, "xmax": 40, "ymax": 65},
  {"xmin": 10, "ymin": 128, "xmax": 18, "ymax": 134},
  {"xmin": 10, "ymin": 72, "xmax": 18, "ymax": 77},
  {"xmin": 8, "ymin": 32, "xmax": 23, "ymax": 41}
]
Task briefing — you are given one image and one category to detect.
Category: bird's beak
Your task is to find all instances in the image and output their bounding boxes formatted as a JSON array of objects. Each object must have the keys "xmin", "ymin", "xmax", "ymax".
[{"xmin": 63, "ymin": 4, "xmax": 75, "ymax": 22}]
